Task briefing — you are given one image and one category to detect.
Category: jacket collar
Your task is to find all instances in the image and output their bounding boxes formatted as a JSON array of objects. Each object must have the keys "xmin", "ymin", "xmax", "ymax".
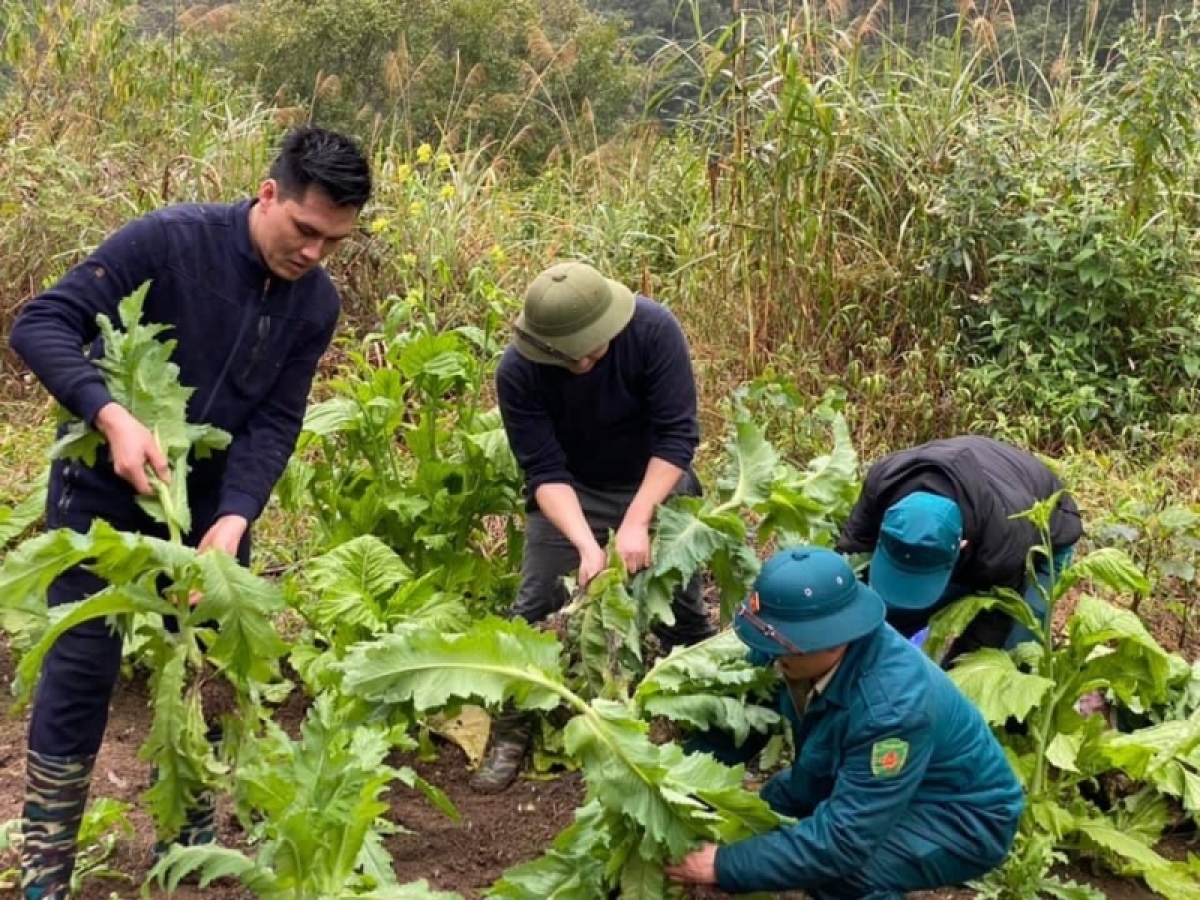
[
  {"xmin": 231, "ymin": 198, "xmax": 273, "ymax": 285},
  {"xmin": 816, "ymin": 624, "xmax": 885, "ymax": 710}
]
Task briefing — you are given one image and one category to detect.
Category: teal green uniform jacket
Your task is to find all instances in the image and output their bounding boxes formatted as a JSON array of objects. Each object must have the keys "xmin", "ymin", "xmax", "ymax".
[{"xmin": 714, "ymin": 624, "xmax": 1024, "ymax": 895}]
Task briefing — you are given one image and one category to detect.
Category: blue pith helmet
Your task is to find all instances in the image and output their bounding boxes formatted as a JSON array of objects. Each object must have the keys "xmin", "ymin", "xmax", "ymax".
[{"xmin": 734, "ymin": 546, "xmax": 886, "ymax": 655}]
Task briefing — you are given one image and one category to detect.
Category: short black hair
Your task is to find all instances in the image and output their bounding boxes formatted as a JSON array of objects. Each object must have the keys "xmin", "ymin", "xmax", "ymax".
[{"xmin": 270, "ymin": 126, "xmax": 372, "ymax": 209}]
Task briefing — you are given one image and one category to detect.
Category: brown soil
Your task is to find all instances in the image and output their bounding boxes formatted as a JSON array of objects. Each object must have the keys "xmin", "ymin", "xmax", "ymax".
[{"xmin": 0, "ymin": 633, "xmax": 1175, "ymax": 900}]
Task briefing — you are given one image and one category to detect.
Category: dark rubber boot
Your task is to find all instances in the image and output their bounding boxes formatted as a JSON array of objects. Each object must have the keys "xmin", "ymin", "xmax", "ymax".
[
  {"xmin": 469, "ymin": 710, "xmax": 532, "ymax": 794},
  {"xmin": 151, "ymin": 724, "xmax": 221, "ymax": 866},
  {"xmin": 21, "ymin": 750, "xmax": 96, "ymax": 900},
  {"xmin": 152, "ymin": 789, "xmax": 216, "ymax": 861}
]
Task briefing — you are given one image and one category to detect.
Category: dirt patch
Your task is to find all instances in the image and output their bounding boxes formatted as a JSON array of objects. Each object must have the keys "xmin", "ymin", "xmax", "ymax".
[{"xmin": 385, "ymin": 744, "xmax": 583, "ymax": 895}]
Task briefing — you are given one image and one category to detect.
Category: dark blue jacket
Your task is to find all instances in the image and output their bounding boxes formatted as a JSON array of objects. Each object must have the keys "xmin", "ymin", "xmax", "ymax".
[
  {"xmin": 715, "ymin": 624, "xmax": 1023, "ymax": 893},
  {"xmin": 496, "ymin": 296, "xmax": 699, "ymax": 501},
  {"xmin": 9, "ymin": 200, "xmax": 339, "ymax": 535}
]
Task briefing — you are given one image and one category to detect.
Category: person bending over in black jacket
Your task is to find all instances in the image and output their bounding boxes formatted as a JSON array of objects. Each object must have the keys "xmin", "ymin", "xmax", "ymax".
[{"xmin": 836, "ymin": 436, "xmax": 1083, "ymax": 660}]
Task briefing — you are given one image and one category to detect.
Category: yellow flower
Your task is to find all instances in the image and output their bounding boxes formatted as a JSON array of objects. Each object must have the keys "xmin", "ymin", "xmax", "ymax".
[
  {"xmin": 439, "ymin": 184, "xmax": 456, "ymax": 201},
  {"xmin": 416, "ymin": 143, "xmax": 433, "ymax": 164},
  {"xmin": 436, "ymin": 152, "xmax": 452, "ymax": 171},
  {"xmin": 402, "ymin": 253, "xmax": 418, "ymax": 268},
  {"xmin": 368, "ymin": 216, "xmax": 391, "ymax": 235},
  {"xmin": 487, "ymin": 244, "xmax": 507, "ymax": 266},
  {"xmin": 409, "ymin": 201, "xmax": 423, "ymax": 216},
  {"xmin": 395, "ymin": 163, "xmax": 412, "ymax": 184}
]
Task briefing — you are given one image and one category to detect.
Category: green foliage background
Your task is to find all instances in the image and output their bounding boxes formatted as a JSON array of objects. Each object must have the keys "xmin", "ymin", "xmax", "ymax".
[{"xmin": 5, "ymin": 0, "xmax": 1200, "ymax": 449}]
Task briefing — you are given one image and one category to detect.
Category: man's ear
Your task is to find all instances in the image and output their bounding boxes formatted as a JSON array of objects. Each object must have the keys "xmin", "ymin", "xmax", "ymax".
[{"xmin": 257, "ymin": 178, "xmax": 278, "ymax": 207}]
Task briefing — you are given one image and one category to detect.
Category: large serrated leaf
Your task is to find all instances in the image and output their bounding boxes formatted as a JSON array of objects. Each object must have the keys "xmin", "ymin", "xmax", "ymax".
[
  {"xmin": 191, "ymin": 551, "xmax": 287, "ymax": 686},
  {"xmin": 634, "ymin": 631, "xmax": 780, "ymax": 742},
  {"xmin": 15, "ymin": 584, "xmax": 174, "ymax": 701},
  {"xmin": 341, "ymin": 617, "xmax": 567, "ymax": 712},
  {"xmin": 1075, "ymin": 818, "xmax": 1200, "ymax": 898},
  {"xmin": 1067, "ymin": 595, "xmax": 1176, "ymax": 708},
  {"xmin": 300, "ymin": 534, "xmax": 413, "ymax": 643},
  {"xmin": 150, "ymin": 844, "xmax": 279, "ymax": 895},
  {"xmin": 619, "ymin": 851, "xmax": 666, "ymax": 900},
  {"xmin": 49, "ymin": 282, "xmax": 230, "ymax": 535},
  {"xmin": 756, "ymin": 413, "xmax": 858, "ymax": 546},
  {"xmin": 1057, "ymin": 547, "xmax": 1150, "ymax": 600},
  {"xmin": 925, "ymin": 589, "xmax": 1040, "ymax": 661},
  {"xmin": 644, "ymin": 500, "xmax": 736, "ymax": 587},
  {"xmin": 564, "ymin": 701, "xmax": 783, "ymax": 860},
  {"xmin": 947, "ymin": 648, "xmax": 1055, "ymax": 725},
  {"xmin": 715, "ymin": 419, "xmax": 778, "ymax": 510}
]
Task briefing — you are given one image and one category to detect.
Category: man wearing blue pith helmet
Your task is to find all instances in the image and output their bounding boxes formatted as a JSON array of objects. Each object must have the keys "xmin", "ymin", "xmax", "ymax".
[
  {"xmin": 837, "ymin": 436, "xmax": 1083, "ymax": 657},
  {"xmin": 666, "ymin": 547, "xmax": 1023, "ymax": 898}
]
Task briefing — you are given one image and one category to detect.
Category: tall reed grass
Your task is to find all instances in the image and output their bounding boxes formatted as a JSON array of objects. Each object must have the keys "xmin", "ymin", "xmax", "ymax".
[{"xmin": 3, "ymin": 0, "xmax": 1198, "ymax": 456}]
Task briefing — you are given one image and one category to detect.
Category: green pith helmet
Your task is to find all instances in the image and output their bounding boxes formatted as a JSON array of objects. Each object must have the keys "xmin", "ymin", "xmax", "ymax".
[{"xmin": 513, "ymin": 261, "xmax": 636, "ymax": 367}]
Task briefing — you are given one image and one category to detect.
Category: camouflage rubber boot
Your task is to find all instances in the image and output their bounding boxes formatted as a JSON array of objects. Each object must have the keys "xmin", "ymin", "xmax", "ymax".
[
  {"xmin": 469, "ymin": 710, "xmax": 532, "ymax": 794},
  {"xmin": 152, "ymin": 723, "xmax": 221, "ymax": 865},
  {"xmin": 152, "ymin": 789, "xmax": 217, "ymax": 861},
  {"xmin": 20, "ymin": 750, "xmax": 96, "ymax": 900}
]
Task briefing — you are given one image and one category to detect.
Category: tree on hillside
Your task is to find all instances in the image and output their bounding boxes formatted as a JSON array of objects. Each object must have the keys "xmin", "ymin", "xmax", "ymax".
[
  {"xmin": 588, "ymin": 0, "xmax": 737, "ymax": 58},
  {"xmin": 193, "ymin": 0, "xmax": 638, "ymax": 165}
]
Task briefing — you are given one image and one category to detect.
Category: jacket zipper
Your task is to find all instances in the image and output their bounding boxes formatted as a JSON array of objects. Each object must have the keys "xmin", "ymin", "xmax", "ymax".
[
  {"xmin": 240, "ymin": 312, "xmax": 272, "ymax": 383},
  {"xmin": 58, "ymin": 462, "xmax": 75, "ymax": 514}
]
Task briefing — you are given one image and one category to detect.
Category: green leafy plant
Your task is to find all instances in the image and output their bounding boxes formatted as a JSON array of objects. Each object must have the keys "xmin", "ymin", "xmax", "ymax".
[
  {"xmin": 277, "ymin": 291, "xmax": 523, "ymax": 617},
  {"xmin": 1097, "ymin": 497, "xmax": 1200, "ymax": 640},
  {"xmin": 340, "ymin": 617, "xmax": 784, "ymax": 900},
  {"xmin": 634, "ymin": 411, "xmax": 857, "ymax": 631},
  {"xmin": 150, "ymin": 692, "xmax": 459, "ymax": 899},
  {"xmin": 286, "ymin": 534, "xmax": 472, "ymax": 696},
  {"xmin": 50, "ymin": 282, "xmax": 231, "ymax": 540},
  {"xmin": 926, "ymin": 495, "xmax": 1200, "ymax": 899},
  {"xmin": 547, "ymin": 411, "xmax": 855, "ymax": 707}
]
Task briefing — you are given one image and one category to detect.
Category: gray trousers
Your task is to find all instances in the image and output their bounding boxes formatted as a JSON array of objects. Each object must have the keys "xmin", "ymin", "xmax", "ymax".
[{"xmin": 511, "ymin": 475, "xmax": 716, "ymax": 649}]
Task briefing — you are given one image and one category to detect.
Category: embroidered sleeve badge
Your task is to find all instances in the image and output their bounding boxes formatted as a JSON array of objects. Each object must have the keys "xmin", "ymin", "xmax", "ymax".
[{"xmin": 870, "ymin": 738, "xmax": 909, "ymax": 777}]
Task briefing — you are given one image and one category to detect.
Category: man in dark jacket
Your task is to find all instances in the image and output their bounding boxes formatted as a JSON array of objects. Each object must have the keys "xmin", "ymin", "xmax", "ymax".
[
  {"xmin": 474, "ymin": 260, "xmax": 716, "ymax": 793},
  {"xmin": 9, "ymin": 126, "xmax": 371, "ymax": 899},
  {"xmin": 836, "ymin": 436, "xmax": 1083, "ymax": 656},
  {"xmin": 666, "ymin": 547, "xmax": 1023, "ymax": 898}
]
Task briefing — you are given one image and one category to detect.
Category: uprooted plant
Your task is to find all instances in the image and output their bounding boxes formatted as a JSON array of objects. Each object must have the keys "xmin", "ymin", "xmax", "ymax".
[{"xmin": 0, "ymin": 283, "xmax": 288, "ymax": 843}]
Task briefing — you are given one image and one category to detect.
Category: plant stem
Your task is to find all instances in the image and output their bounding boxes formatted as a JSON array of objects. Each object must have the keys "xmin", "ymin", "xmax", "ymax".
[{"xmin": 150, "ymin": 471, "xmax": 182, "ymax": 545}]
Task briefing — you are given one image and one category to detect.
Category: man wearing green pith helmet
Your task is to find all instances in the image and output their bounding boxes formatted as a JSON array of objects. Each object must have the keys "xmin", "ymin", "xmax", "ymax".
[
  {"xmin": 666, "ymin": 546, "xmax": 1023, "ymax": 899},
  {"xmin": 474, "ymin": 261, "xmax": 717, "ymax": 793}
]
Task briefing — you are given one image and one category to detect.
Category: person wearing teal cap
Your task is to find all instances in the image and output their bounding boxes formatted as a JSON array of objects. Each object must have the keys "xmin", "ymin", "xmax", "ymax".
[
  {"xmin": 665, "ymin": 546, "xmax": 1023, "ymax": 898},
  {"xmin": 837, "ymin": 436, "xmax": 1083, "ymax": 657}
]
